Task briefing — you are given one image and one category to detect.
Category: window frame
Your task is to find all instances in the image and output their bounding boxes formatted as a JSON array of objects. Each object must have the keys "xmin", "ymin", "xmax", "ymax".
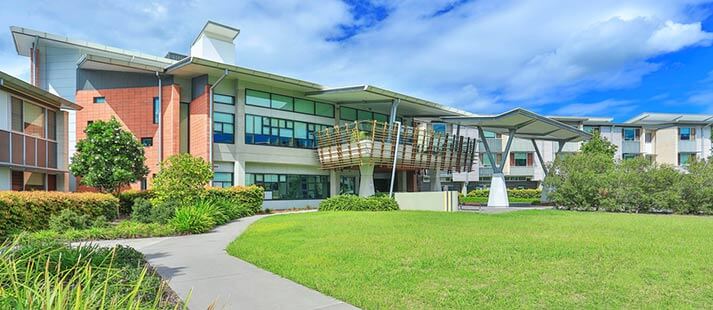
[
  {"xmin": 141, "ymin": 137, "xmax": 154, "ymax": 147},
  {"xmin": 244, "ymin": 114, "xmax": 330, "ymax": 149},
  {"xmin": 213, "ymin": 94, "xmax": 235, "ymax": 105},
  {"xmin": 153, "ymin": 97, "xmax": 160, "ymax": 124},
  {"xmin": 245, "ymin": 88, "xmax": 336, "ymax": 118},
  {"xmin": 212, "ymin": 172, "xmax": 234, "ymax": 188},
  {"xmin": 213, "ymin": 112, "xmax": 235, "ymax": 144},
  {"xmin": 93, "ymin": 97, "xmax": 106, "ymax": 104},
  {"xmin": 246, "ymin": 173, "xmax": 330, "ymax": 200}
]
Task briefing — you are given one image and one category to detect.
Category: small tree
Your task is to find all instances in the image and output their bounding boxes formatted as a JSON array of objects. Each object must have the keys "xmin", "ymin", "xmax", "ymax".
[
  {"xmin": 70, "ymin": 118, "xmax": 149, "ymax": 194},
  {"xmin": 580, "ymin": 131, "xmax": 617, "ymax": 157},
  {"xmin": 152, "ymin": 153, "xmax": 213, "ymax": 206}
]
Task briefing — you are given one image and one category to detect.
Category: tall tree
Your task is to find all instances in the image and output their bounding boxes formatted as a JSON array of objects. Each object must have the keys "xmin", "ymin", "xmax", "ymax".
[
  {"xmin": 580, "ymin": 131, "xmax": 618, "ymax": 157},
  {"xmin": 70, "ymin": 118, "xmax": 149, "ymax": 193}
]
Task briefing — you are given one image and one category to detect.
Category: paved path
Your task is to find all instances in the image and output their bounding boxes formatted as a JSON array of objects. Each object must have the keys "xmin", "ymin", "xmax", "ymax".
[{"xmin": 85, "ymin": 213, "xmax": 357, "ymax": 310}]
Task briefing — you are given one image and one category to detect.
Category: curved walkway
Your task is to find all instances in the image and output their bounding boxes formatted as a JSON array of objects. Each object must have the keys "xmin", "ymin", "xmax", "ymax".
[{"xmin": 86, "ymin": 212, "xmax": 357, "ymax": 310}]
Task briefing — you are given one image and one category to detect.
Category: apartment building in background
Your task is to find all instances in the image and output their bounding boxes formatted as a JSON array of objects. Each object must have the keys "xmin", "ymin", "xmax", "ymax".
[
  {"xmin": 8, "ymin": 21, "xmax": 713, "ymax": 204},
  {"xmin": 0, "ymin": 70, "xmax": 81, "ymax": 191}
]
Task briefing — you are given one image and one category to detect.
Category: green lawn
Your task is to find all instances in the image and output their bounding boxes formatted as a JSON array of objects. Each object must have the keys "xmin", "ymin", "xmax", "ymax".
[
  {"xmin": 227, "ymin": 210, "xmax": 713, "ymax": 309},
  {"xmin": 460, "ymin": 196, "xmax": 539, "ymax": 204}
]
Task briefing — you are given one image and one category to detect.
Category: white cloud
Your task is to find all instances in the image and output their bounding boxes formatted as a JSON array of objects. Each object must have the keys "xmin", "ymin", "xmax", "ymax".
[{"xmin": 0, "ymin": 0, "xmax": 711, "ymax": 116}]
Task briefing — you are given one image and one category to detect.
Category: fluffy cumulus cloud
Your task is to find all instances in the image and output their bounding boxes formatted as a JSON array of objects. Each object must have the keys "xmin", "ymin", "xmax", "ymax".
[{"xmin": 0, "ymin": 0, "xmax": 711, "ymax": 116}]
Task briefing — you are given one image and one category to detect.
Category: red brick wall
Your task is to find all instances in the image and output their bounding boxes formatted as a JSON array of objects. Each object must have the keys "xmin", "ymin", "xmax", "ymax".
[
  {"xmin": 74, "ymin": 84, "xmax": 182, "ymax": 191},
  {"xmin": 189, "ymin": 85, "xmax": 210, "ymax": 161}
]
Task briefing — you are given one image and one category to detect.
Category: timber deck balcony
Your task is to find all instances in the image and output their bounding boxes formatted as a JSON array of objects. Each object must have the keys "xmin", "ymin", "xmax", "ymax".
[{"xmin": 316, "ymin": 120, "xmax": 476, "ymax": 172}]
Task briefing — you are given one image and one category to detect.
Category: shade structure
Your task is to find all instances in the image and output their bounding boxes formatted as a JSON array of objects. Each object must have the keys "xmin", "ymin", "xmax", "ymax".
[{"xmin": 442, "ymin": 108, "xmax": 592, "ymax": 207}]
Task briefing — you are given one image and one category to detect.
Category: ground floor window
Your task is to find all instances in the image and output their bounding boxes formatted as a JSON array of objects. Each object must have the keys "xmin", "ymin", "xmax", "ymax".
[
  {"xmin": 213, "ymin": 172, "xmax": 234, "ymax": 188},
  {"xmin": 246, "ymin": 173, "xmax": 329, "ymax": 200},
  {"xmin": 340, "ymin": 176, "xmax": 356, "ymax": 195},
  {"xmin": 678, "ymin": 153, "xmax": 696, "ymax": 166},
  {"xmin": 622, "ymin": 153, "xmax": 638, "ymax": 160},
  {"xmin": 11, "ymin": 170, "xmax": 54, "ymax": 191}
]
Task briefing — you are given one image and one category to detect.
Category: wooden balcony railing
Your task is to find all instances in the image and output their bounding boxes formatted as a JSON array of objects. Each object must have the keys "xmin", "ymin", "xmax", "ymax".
[
  {"xmin": 316, "ymin": 120, "xmax": 476, "ymax": 172},
  {"xmin": 0, "ymin": 129, "xmax": 58, "ymax": 170}
]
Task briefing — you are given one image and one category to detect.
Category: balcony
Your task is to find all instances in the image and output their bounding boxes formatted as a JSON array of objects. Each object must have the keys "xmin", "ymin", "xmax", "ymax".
[
  {"xmin": 510, "ymin": 138, "xmax": 535, "ymax": 152},
  {"xmin": 479, "ymin": 138, "xmax": 501, "ymax": 152},
  {"xmin": 0, "ymin": 129, "xmax": 58, "ymax": 170},
  {"xmin": 509, "ymin": 166, "xmax": 535, "ymax": 176},
  {"xmin": 316, "ymin": 121, "xmax": 476, "ymax": 172},
  {"xmin": 678, "ymin": 140, "xmax": 698, "ymax": 153},
  {"xmin": 621, "ymin": 140, "xmax": 640, "ymax": 154},
  {"xmin": 479, "ymin": 167, "xmax": 493, "ymax": 177}
]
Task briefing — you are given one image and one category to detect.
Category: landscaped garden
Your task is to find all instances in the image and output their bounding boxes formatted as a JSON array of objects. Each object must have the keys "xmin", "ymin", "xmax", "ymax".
[{"xmin": 229, "ymin": 210, "xmax": 713, "ymax": 309}]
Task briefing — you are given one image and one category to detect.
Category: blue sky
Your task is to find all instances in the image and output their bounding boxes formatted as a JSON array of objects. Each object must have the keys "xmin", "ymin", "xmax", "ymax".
[{"xmin": 1, "ymin": 0, "xmax": 713, "ymax": 121}]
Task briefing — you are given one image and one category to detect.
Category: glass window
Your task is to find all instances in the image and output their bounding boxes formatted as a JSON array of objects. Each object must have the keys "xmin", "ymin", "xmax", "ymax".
[
  {"xmin": 678, "ymin": 153, "xmax": 696, "ymax": 166},
  {"xmin": 432, "ymin": 123, "xmax": 447, "ymax": 133},
  {"xmin": 294, "ymin": 98, "xmax": 315, "ymax": 114},
  {"xmin": 357, "ymin": 110, "xmax": 373, "ymax": 121},
  {"xmin": 93, "ymin": 97, "xmax": 106, "ymax": 104},
  {"xmin": 374, "ymin": 113, "xmax": 388, "ymax": 123},
  {"xmin": 513, "ymin": 152, "xmax": 528, "ymax": 166},
  {"xmin": 246, "ymin": 173, "xmax": 329, "ymax": 200},
  {"xmin": 246, "ymin": 89, "xmax": 271, "ymax": 107},
  {"xmin": 316, "ymin": 102, "xmax": 334, "ymax": 117},
  {"xmin": 623, "ymin": 128, "xmax": 639, "ymax": 141},
  {"xmin": 213, "ymin": 172, "xmax": 234, "ymax": 188},
  {"xmin": 244, "ymin": 114, "xmax": 327, "ymax": 149},
  {"xmin": 271, "ymin": 94, "xmax": 293, "ymax": 111},
  {"xmin": 153, "ymin": 97, "xmax": 160, "ymax": 124},
  {"xmin": 141, "ymin": 137, "xmax": 153, "ymax": 147},
  {"xmin": 340, "ymin": 176, "xmax": 357, "ymax": 195},
  {"xmin": 11, "ymin": 97, "xmax": 23, "ymax": 132},
  {"xmin": 340, "ymin": 107, "xmax": 357, "ymax": 121},
  {"xmin": 622, "ymin": 153, "xmax": 638, "ymax": 160},
  {"xmin": 583, "ymin": 126, "xmax": 600, "ymax": 134},
  {"xmin": 47, "ymin": 110, "xmax": 56, "ymax": 140},
  {"xmin": 25, "ymin": 172, "xmax": 46, "ymax": 191},
  {"xmin": 679, "ymin": 127, "xmax": 692, "ymax": 141},
  {"xmin": 214, "ymin": 94, "xmax": 235, "ymax": 105},
  {"xmin": 213, "ymin": 112, "xmax": 234, "ymax": 144},
  {"xmin": 483, "ymin": 131, "xmax": 496, "ymax": 138},
  {"xmin": 24, "ymin": 102, "xmax": 45, "ymax": 138}
]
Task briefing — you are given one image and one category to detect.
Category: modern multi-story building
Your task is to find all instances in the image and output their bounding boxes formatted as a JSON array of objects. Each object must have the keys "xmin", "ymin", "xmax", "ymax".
[
  {"xmin": 8, "ymin": 21, "xmax": 712, "ymax": 205},
  {"xmin": 0, "ymin": 70, "xmax": 81, "ymax": 191}
]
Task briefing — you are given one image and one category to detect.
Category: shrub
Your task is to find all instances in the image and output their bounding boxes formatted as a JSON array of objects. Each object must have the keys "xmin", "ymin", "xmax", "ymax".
[
  {"xmin": 150, "ymin": 200, "xmax": 178, "ymax": 224},
  {"xmin": 0, "ymin": 192, "xmax": 119, "ymax": 237},
  {"xmin": 130, "ymin": 198, "xmax": 154, "ymax": 223},
  {"xmin": 319, "ymin": 195, "xmax": 399, "ymax": 211},
  {"xmin": 544, "ymin": 152, "xmax": 615, "ymax": 211},
  {"xmin": 48, "ymin": 209, "xmax": 91, "ymax": 231},
  {"xmin": 171, "ymin": 204, "xmax": 216, "ymax": 234},
  {"xmin": 466, "ymin": 188, "xmax": 541, "ymax": 199},
  {"xmin": 205, "ymin": 185, "xmax": 265, "ymax": 216},
  {"xmin": 152, "ymin": 153, "xmax": 213, "ymax": 206},
  {"xmin": 679, "ymin": 159, "xmax": 713, "ymax": 214},
  {"xmin": 117, "ymin": 189, "xmax": 154, "ymax": 215}
]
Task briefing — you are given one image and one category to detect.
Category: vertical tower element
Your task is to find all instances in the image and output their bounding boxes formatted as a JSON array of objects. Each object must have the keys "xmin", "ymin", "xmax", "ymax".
[{"xmin": 190, "ymin": 21, "xmax": 240, "ymax": 65}]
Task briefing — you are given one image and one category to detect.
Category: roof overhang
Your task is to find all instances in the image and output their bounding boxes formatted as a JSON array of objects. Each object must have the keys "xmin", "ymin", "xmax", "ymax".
[
  {"xmin": 191, "ymin": 21, "xmax": 240, "ymax": 46},
  {"xmin": 165, "ymin": 57, "xmax": 323, "ymax": 92},
  {"xmin": 305, "ymin": 85, "xmax": 474, "ymax": 117},
  {"xmin": 77, "ymin": 54, "xmax": 166, "ymax": 73},
  {"xmin": 0, "ymin": 71, "xmax": 81, "ymax": 110},
  {"xmin": 626, "ymin": 113, "xmax": 713, "ymax": 125},
  {"xmin": 443, "ymin": 108, "xmax": 591, "ymax": 142}
]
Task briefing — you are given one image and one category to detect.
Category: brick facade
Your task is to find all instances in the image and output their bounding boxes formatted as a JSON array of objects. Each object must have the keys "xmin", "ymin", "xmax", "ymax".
[
  {"xmin": 189, "ymin": 85, "xmax": 210, "ymax": 161},
  {"xmin": 74, "ymin": 84, "xmax": 182, "ymax": 190}
]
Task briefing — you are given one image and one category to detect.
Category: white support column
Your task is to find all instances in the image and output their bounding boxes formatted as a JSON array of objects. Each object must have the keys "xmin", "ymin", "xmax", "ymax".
[
  {"xmin": 398, "ymin": 171, "xmax": 407, "ymax": 192},
  {"xmin": 358, "ymin": 162, "xmax": 375, "ymax": 197},
  {"xmin": 234, "ymin": 160, "xmax": 246, "ymax": 186},
  {"xmin": 478, "ymin": 127, "xmax": 516, "ymax": 207},
  {"xmin": 429, "ymin": 168, "xmax": 442, "ymax": 191},
  {"xmin": 329, "ymin": 170, "xmax": 339, "ymax": 197}
]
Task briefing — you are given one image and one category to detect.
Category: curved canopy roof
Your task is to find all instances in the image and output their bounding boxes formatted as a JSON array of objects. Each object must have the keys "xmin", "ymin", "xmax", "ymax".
[{"xmin": 442, "ymin": 108, "xmax": 591, "ymax": 142}]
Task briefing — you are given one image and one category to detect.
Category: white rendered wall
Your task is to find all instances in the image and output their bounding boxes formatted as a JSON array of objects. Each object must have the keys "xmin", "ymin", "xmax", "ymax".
[
  {"xmin": 0, "ymin": 90, "xmax": 9, "ymax": 130},
  {"xmin": 191, "ymin": 34, "xmax": 236, "ymax": 65}
]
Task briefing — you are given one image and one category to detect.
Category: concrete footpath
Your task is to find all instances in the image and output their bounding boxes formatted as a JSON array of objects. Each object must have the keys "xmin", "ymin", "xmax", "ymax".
[{"xmin": 85, "ymin": 213, "xmax": 357, "ymax": 310}]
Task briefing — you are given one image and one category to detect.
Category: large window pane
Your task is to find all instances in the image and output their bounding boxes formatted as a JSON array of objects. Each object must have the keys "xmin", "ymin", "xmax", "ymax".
[
  {"xmin": 47, "ymin": 110, "xmax": 56, "ymax": 140},
  {"xmin": 24, "ymin": 102, "xmax": 44, "ymax": 138},
  {"xmin": 248, "ymin": 173, "xmax": 330, "ymax": 200},
  {"xmin": 246, "ymin": 89, "xmax": 271, "ymax": 107},
  {"xmin": 11, "ymin": 97, "xmax": 22, "ymax": 132},
  {"xmin": 374, "ymin": 113, "xmax": 388, "ymax": 122},
  {"xmin": 294, "ymin": 99, "xmax": 315, "ymax": 114},
  {"xmin": 213, "ymin": 172, "xmax": 233, "ymax": 187},
  {"xmin": 357, "ymin": 110, "xmax": 372, "ymax": 121},
  {"xmin": 679, "ymin": 127, "xmax": 691, "ymax": 140},
  {"xmin": 623, "ymin": 128, "xmax": 639, "ymax": 141},
  {"xmin": 271, "ymin": 94, "xmax": 293, "ymax": 111},
  {"xmin": 316, "ymin": 102, "xmax": 334, "ymax": 117},
  {"xmin": 214, "ymin": 94, "xmax": 234, "ymax": 105},
  {"xmin": 213, "ymin": 112, "xmax": 234, "ymax": 144},
  {"xmin": 340, "ymin": 107, "xmax": 357, "ymax": 121}
]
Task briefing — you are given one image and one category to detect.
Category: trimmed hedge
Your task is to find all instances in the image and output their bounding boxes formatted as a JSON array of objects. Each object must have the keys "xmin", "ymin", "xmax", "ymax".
[
  {"xmin": 117, "ymin": 189, "xmax": 154, "ymax": 215},
  {"xmin": 204, "ymin": 185, "xmax": 265, "ymax": 216},
  {"xmin": 319, "ymin": 195, "xmax": 399, "ymax": 211},
  {"xmin": 0, "ymin": 191, "xmax": 119, "ymax": 237},
  {"xmin": 467, "ymin": 188, "xmax": 541, "ymax": 199}
]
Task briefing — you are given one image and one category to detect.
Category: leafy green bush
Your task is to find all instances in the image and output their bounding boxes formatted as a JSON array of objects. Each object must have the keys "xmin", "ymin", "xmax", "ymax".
[
  {"xmin": 602, "ymin": 157, "xmax": 684, "ymax": 213},
  {"xmin": 205, "ymin": 185, "xmax": 265, "ymax": 216},
  {"xmin": 48, "ymin": 209, "xmax": 91, "ymax": 231},
  {"xmin": 171, "ymin": 204, "xmax": 217, "ymax": 234},
  {"xmin": 544, "ymin": 152, "xmax": 615, "ymax": 211},
  {"xmin": 466, "ymin": 188, "xmax": 541, "ymax": 199},
  {"xmin": 19, "ymin": 221, "xmax": 178, "ymax": 243},
  {"xmin": 117, "ymin": 189, "xmax": 154, "ymax": 215},
  {"xmin": 131, "ymin": 198, "xmax": 154, "ymax": 223},
  {"xmin": 152, "ymin": 153, "xmax": 213, "ymax": 206},
  {"xmin": 679, "ymin": 160, "xmax": 713, "ymax": 214},
  {"xmin": 0, "ymin": 239, "xmax": 176, "ymax": 309},
  {"xmin": 0, "ymin": 191, "xmax": 119, "ymax": 237},
  {"xmin": 319, "ymin": 195, "xmax": 399, "ymax": 211}
]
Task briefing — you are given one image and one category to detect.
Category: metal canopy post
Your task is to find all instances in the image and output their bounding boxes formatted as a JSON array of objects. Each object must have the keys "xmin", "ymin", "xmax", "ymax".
[
  {"xmin": 389, "ymin": 121, "xmax": 402, "ymax": 197},
  {"xmin": 531, "ymin": 139, "xmax": 548, "ymax": 176},
  {"xmin": 477, "ymin": 126, "xmax": 513, "ymax": 207}
]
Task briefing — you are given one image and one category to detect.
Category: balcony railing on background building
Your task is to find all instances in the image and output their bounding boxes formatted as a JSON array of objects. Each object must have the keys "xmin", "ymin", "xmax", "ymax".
[
  {"xmin": 316, "ymin": 120, "xmax": 476, "ymax": 172},
  {"xmin": 0, "ymin": 129, "xmax": 58, "ymax": 169}
]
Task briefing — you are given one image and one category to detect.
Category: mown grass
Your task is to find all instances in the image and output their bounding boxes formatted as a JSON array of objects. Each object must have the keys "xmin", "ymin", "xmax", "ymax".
[{"xmin": 228, "ymin": 210, "xmax": 713, "ymax": 309}]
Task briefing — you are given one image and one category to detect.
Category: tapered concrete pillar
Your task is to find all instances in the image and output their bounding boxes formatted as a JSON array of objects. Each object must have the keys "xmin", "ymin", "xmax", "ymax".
[
  {"xmin": 488, "ymin": 173, "xmax": 509, "ymax": 207},
  {"xmin": 429, "ymin": 168, "xmax": 442, "ymax": 191},
  {"xmin": 358, "ymin": 163, "xmax": 375, "ymax": 197},
  {"xmin": 461, "ymin": 181, "xmax": 469, "ymax": 196},
  {"xmin": 398, "ymin": 171, "xmax": 407, "ymax": 192},
  {"xmin": 329, "ymin": 170, "xmax": 339, "ymax": 197}
]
